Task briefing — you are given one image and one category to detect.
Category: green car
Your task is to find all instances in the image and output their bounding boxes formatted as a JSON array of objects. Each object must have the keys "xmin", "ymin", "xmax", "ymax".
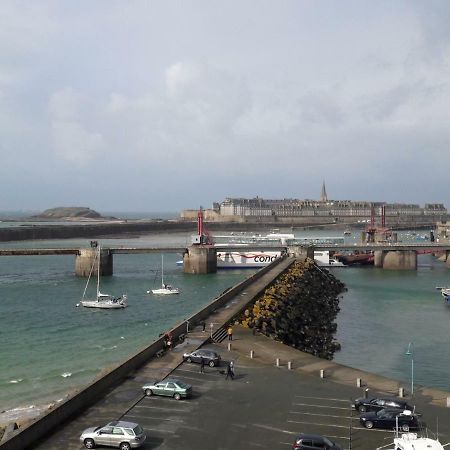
[{"xmin": 142, "ymin": 378, "xmax": 192, "ymax": 400}]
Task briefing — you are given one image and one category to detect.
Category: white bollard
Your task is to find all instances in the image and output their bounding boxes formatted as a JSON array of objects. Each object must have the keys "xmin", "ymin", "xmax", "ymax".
[
  {"xmin": 357, "ymin": 378, "xmax": 362, "ymax": 388},
  {"xmin": 276, "ymin": 358, "xmax": 280, "ymax": 367},
  {"xmin": 399, "ymin": 387, "xmax": 404, "ymax": 398},
  {"xmin": 228, "ymin": 343, "xmax": 232, "ymax": 351},
  {"xmin": 320, "ymin": 369, "xmax": 324, "ymax": 379},
  {"xmin": 288, "ymin": 361, "xmax": 292, "ymax": 370},
  {"xmin": 447, "ymin": 397, "xmax": 450, "ymax": 408},
  {"xmin": 250, "ymin": 350, "xmax": 254, "ymax": 359}
]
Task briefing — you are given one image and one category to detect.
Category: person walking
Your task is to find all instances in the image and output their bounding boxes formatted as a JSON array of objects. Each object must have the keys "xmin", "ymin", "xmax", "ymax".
[
  {"xmin": 202, "ymin": 321, "xmax": 206, "ymax": 332},
  {"xmin": 200, "ymin": 356, "xmax": 205, "ymax": 374},
  {"xmin": 225, "ymin": 361, "xmax": 233, "ymax": 380},
  {"xmin": 230, "ymin": 361, "xmax": 235, "ymax": 380},
  {"xmin": 227, "ymin": 325, "xmax": 233, "ymax": 341}
]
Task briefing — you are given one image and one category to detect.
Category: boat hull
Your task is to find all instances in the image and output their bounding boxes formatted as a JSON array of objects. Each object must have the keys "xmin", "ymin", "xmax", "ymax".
[{"xmin": 78, "ymin": 300, "xmax": 127, "ymax": 309}]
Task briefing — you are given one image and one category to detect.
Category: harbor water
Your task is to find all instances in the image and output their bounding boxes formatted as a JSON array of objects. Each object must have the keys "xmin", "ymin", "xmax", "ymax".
[{"xmin": 1, "ymin": 229, "xmax": 449, "ymax": 422}]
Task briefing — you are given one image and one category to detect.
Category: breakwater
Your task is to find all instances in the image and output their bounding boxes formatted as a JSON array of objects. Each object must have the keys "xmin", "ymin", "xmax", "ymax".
[{"xmin": 239, "ymin": 259, "xmax": 346, "ymax": 359}]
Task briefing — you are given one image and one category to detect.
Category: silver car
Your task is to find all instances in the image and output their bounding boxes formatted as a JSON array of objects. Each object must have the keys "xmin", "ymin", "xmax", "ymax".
[{"xmin": 79, "ymin": 420, "xmax": 146, "ymax": 449}]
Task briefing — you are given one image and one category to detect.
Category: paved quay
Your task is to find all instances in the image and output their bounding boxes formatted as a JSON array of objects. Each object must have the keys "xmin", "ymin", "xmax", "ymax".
[{"xmin": 23, "ymin": 257, "xmax": 450, "ymax": 450}]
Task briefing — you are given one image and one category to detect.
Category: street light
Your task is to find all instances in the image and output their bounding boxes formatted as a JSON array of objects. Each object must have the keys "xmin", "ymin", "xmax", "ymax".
[{"xmin": 405, "ymin": 342, "xmax": 414, "ymax": 396}]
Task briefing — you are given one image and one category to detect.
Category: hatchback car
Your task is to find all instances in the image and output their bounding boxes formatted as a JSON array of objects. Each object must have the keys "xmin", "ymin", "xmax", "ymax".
[
  {"xmin": 183, "ymin": 348, "xmax": 221, "ymax": 367},
  {"xmin": 292, "ymin": 433, "xmax": 342, "ymax": 450},
  {"xmin": 142, "ymin": 378, "xmax": 192, "ymax": 400},
  {"xmin": 359, "ymin": 409, "xmax": 421, "ymax": 431},
  {"xmin": 353, "ymin": 397, "xmax": 413, "ymax": 413},
  {"xmin": 79, "ymin": 420, "xmax": 146, "ymax": 449}
]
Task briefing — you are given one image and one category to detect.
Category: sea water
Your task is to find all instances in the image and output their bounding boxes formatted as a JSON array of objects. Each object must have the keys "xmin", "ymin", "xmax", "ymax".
[{"xmin": 1, "ymin": 229, "xmax": 449, "ymax": 422}]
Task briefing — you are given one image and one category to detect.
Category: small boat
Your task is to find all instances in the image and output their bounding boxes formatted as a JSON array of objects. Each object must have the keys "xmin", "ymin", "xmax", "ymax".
[
  {"xmin": 436, "ymin": 287, "xmax": 450, "ymax": 304},
  {"xmin": 377, "ymin": 432, "xmax": 446, "ymax": 450},
  {"xmin": 343, "ymin": 229, "xmax": 352, "ymax": 236},
  {"xmin": 77, "ymin": 245, "xmax": 127, "ymax": 309},
  {"xmin": 148, "ymin": 255, "xmax": 179, "ymax": 295}
]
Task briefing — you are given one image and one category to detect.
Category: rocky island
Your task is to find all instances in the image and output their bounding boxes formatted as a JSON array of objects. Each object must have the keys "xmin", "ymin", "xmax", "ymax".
[{"xmin": 30, "ymin": 207, "xmax": 111, "ymax": 221}]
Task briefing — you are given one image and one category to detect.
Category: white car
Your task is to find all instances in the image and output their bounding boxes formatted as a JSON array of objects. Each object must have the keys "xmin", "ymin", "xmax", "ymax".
[{"xmin": 79, "ymin": 420, "xmax": 146, "ymax": 449}]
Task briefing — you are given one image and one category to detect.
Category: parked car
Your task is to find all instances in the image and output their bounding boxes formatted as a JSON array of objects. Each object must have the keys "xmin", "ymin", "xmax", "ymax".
[
  {"xmin": 292, "ymin": 434, "xmax": 342, "ymax": 450},
  {"xmin": 183, "ymin": 348, "xmax": 221, "ymax": 367},
  {"xmin": 79, "ymin": 420, "xmax": 146, "ymax": 449},
  {"xmin": 353, "ymin": 396, "xmax": 413, "ymax": 413},
  {"xmin": 359, "ymin": 409, "xmax": 421, "ymax": 431},
  {"xmin": 142, "ymin": 378, "xmax": 192, "ymax": 400}
]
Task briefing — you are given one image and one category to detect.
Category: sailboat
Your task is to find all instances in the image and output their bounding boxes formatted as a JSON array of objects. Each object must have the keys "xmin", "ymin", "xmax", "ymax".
[
  {"xmin": 77, "ymin": 245, "xmax": 128, "ymax": 309},
  {"xmin": 147, "ymin": 254, "xmax": 179, "ymax": 295}
]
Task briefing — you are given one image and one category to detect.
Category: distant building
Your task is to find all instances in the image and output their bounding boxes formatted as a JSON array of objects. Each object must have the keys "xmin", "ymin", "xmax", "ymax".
[{"xmin": 180, "ymin": 185, "xmax": 448, "ymax": 226}]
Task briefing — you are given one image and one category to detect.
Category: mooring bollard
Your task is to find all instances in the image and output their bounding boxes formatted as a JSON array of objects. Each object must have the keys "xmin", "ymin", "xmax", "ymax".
[
  {"xmin": 276, "ymin": 358, "xmax": 280, "ymax": 367},
  {"xmin": 447, "ymin": 397, "xmax": 450, "ymax": 408},
  {"xmin": 320, "ymin": 369, "xmax": 324, "ymax": 379},
  {"xmin": 357, "ymin": 378, "xmax": 362, "ymax": 388},
  {"xmin": 364, "ymin": 388, "xmax": 369, "ymax": 398},
  {"xmin": 288, "ymin": 361, "xmax": 292, "ymax": 370},
  {"xmin": 228, "ymin": 343, "xmax": 232, "ymax": 351},
  {"xmin": 399, "ymin": 387, "xmax": 404, "ymax": 398},
  {"xmin": 250, "ymin": 350, "xmax": 254, "ymax": 358}
]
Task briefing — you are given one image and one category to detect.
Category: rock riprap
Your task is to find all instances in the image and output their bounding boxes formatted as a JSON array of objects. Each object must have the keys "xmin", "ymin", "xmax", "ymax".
[{"xmin": 238, "ymin": 259, "xmax": 346, "ymax": 360}]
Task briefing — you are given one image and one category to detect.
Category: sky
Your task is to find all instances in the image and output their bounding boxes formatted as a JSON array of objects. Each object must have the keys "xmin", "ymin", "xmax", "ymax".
[{"xmin": 1, "ymin": 0, "xmax": 450, "ymax": 213}]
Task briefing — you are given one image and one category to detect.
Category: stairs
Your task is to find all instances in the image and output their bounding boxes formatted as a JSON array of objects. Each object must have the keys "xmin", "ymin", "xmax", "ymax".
[{"xmin": 211, "ymin": 327, "xmax": 228, "ymax": 343}]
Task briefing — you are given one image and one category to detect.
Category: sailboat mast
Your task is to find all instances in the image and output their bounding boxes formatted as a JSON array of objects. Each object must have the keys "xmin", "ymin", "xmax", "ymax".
[
  {"xmin": 96, "ymin": 245, "xmax": 101, "ymax": 299},
  {"xmin": 161, "ymin": 254, "xmax": 164, "ymax": 287}
]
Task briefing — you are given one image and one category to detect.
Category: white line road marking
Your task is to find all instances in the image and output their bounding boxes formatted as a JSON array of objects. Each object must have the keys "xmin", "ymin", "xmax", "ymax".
[
  {"xmin": 294, "ymin": 395, "xmax": 351, "ymax": 403},
  {"xmin": 289, "ymin": 411, "xmax": 358, "ymax": 420},
  {"xmin": 134, "ymin": 404, "xmax": 192, "ymax": 413},
  {"xmin": 251, "ymin": 423, "xmax": 298, "ymax": 435},
  {"xmin": 124, "ymin": 415, "xmax": 184, "ymax": 423},
  {"xmin": 292, "ymin": 402, "xmax": 350, "ymax": 410},
  {"xmin": 287, "ymin": 419, "xmax": 391, "ymax": 432}
]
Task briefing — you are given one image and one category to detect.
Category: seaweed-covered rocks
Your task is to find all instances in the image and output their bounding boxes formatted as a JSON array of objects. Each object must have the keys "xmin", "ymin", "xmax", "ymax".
[{"xmin": 238, "ymin": 258, "xmax": 346, "ymax": 360}]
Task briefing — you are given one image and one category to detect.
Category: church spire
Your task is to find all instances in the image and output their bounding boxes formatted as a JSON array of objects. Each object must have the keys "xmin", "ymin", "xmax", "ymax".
[{"xmin": 320, "ymin": 181, "xmax": 328, "ymax": 202}]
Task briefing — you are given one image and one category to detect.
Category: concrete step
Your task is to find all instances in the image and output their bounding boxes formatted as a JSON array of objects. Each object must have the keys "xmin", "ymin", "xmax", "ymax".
[{"xmin": 212, "ymin": 327, "xmax": 228, "ymax": 343}]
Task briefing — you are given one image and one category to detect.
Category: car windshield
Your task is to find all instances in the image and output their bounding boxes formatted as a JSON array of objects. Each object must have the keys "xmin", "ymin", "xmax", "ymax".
[
  {"xmin": 133, "ymin": 425, "xmax": 144, "ymax": 435},
  {"xmin": 322, "ymin": 437, "xmax": 333, "ymax": 447}
]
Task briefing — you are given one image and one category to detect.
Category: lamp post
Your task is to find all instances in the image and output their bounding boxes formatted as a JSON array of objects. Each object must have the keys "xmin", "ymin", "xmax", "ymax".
[{"xmin": 405, "ymin": 342, "xmax": 414, "ymax": 396}]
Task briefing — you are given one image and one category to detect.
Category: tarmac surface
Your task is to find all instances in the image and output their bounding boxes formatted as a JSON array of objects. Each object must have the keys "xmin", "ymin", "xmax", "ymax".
[{"xmin": 27, "ymin": 258, "xmax": 450, "ymax": 450}]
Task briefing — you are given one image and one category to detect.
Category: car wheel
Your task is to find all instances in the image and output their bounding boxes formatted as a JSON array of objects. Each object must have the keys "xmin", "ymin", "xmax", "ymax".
[
  {"xmin": 364, "ymin": 421, "xmax": 374, "ymax": 429},
  {"xmin": 359, "ymin": 405, "xmax": 367, "ymax": 413},
  {"xmin": 119, "ymin": 443, "xmax": 131, "ymax": 450},
  {"xmin": 145, "ymin": 389, "xmax": 153, "ymax": 397},
  {"xmin": 84, "ymin": 438, "xmax": 95, "ymax": 449},
  {"xmin": 209, "ymin": 360, "xmax": 215, "ymax": 367},
  {"xmin": 401, "ymin": 424, "xmax": 410, "ymax": 432},
  {"xmin": 174, "ymin": 393, "xmax": 181, "ymax": 400},
  {"xmin": 186, "ymin": 357, "xmax": 192, "ymax": 363}
]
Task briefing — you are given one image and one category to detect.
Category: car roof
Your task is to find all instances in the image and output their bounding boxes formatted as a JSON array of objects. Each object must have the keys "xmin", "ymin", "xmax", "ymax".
[
  {"xmin": 296, "ymin": 434, "xmax": 329, "ymax": 440},
  {"xmin": 108, "ymin": 421, "xmax": 139, "ymax": 428}
]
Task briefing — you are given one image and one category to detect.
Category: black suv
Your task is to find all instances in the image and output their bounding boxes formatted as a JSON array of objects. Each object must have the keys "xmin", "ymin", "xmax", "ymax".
[
  {"xmin": 353, "ymin": 397, "xmax": 413, "ymax": 413},
  {"xmin": 292, "ymin": 434, "xmax": 342, "ymax": 450}
]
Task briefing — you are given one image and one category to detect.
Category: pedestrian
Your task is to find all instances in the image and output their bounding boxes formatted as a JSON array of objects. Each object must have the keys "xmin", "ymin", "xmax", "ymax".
[
  {"xmin": 225, "ymin": 361, "xmax": 233, "ymax": 380},
  {"xmin": 230, "ymin": 361, "xmax": 235, "ymax": 379},
  {"xmin": 202, "ymin": 321, "xmax": 206, "ymax": 332},
  {"xmin": 200, "ymin": 356, "xmax": 205, "ymax": 374},
  {"xmin": 227, "ymin": 325, "xmax": 233, "ymax": 341}
]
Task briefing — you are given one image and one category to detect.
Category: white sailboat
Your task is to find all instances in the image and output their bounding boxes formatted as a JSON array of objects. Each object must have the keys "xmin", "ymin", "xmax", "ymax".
[
  {"xmin": 77, "ymin": 245, "xmax": 128, "ymax": 309},
  {"xmin": 147, "ymin": 254, "xmax": 179, "ymax": 295}
]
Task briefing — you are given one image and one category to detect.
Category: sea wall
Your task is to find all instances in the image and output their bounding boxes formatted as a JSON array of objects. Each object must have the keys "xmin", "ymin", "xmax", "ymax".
[{"xmin": 0, "ymin": 256, "xmax": 287, "ymax": 450}]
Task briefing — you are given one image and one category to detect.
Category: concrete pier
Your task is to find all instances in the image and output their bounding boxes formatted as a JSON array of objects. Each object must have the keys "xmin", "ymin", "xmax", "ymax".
[
  {"xmin": 74, "ymin": 248, "xmax": 113, "ymax": 277},
  {"xmin": 183, "ymin": 246, "xmax": 217, "ymax": 274},
  {"xmin": 287, "ymin": 245, "xmax": 315, "ymax": 261},
  {"xmin": 374, "ymin": 250, "xmax": 417, "ymax": 270}
]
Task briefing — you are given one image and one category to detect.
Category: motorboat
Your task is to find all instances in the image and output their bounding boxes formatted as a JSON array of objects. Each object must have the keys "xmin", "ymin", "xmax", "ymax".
[
  {"xmin": 377, "ymin": 432, "xmax": 446, "ymax": 450},
  {"xmin": 148, "ymin": 255, "xmax": 179, "ymax": 295},
  {"xmin": 436, "ymin": 287, "xmax": 450, "ymax": 304},
  {"xmin": 77, "ymin": 245, "xmax": 128, "ymax": 309}
]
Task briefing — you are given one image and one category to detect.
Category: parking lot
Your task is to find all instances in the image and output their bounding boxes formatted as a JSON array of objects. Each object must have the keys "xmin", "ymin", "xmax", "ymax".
[{"xmin": 32, "ymin": 328, "xmax": 450, "ymax": 450}]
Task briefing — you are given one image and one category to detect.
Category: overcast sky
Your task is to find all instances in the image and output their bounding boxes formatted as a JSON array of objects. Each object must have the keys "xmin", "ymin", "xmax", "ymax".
[{"xmin": 1, "ymin": 1, "xmax": 450, "ymax": 213}]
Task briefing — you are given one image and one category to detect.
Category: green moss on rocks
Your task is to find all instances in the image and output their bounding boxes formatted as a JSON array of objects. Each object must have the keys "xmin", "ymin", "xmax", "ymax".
[{"xmin": 239, "ymin": 258, "xmax": 346, "ymax": 360}]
